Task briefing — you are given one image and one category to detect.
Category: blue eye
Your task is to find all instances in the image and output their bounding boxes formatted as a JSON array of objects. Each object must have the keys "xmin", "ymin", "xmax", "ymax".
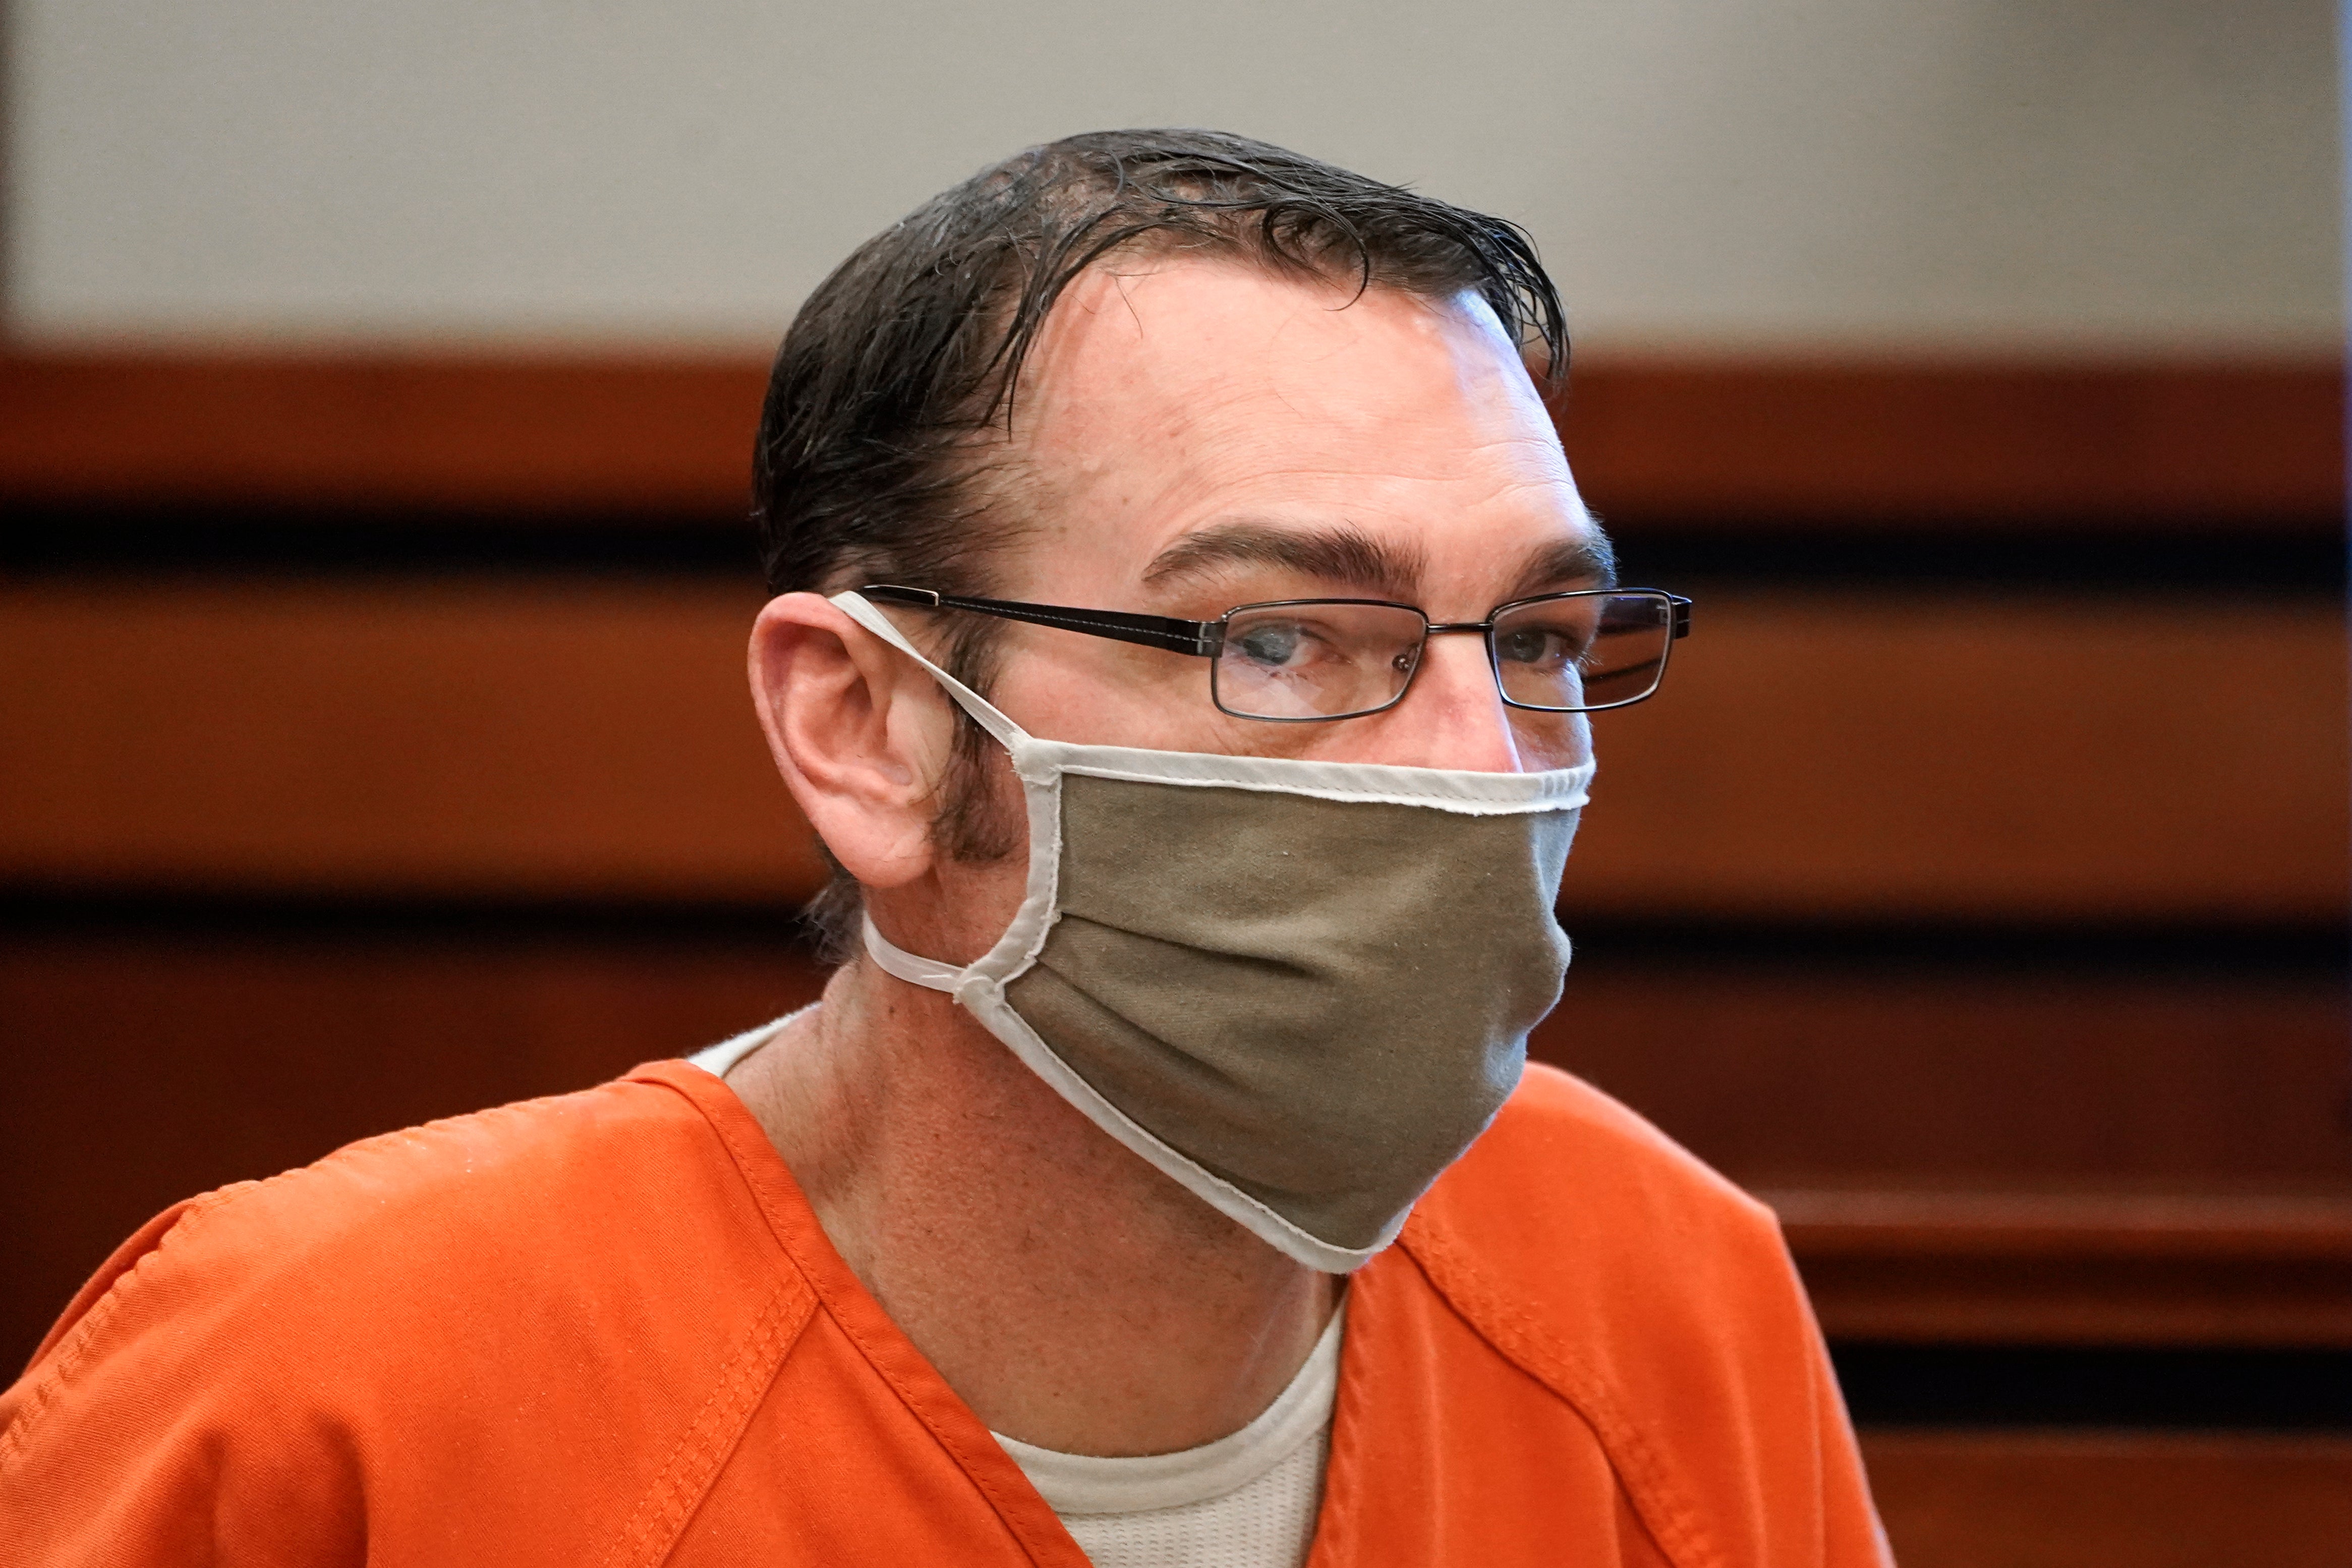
[
  {"xmin": 1496, "ymin": 628, "xmax": 1562, "ymax": 667},
  {"xmin": 1235, "ymin": 624, "xmax": 1305, "ymax": 667}
]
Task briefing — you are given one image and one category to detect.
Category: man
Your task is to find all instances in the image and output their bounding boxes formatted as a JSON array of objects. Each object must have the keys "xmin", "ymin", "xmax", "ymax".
[{"xmin": 2, "ymin": 131, "xmax": 1886, "ymax": 1565}]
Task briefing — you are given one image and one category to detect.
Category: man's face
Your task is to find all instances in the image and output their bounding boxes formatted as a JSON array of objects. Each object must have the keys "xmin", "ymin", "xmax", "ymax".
[{"xmin": 968, "ymin": 255, "xmax": 1604, "ymax": 778}]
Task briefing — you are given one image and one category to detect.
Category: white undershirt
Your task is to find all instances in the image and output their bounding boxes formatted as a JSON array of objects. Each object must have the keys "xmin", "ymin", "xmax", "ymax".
[
  {"xmin": 992, "ymin": 1303, "xmax": 1342, "ymax": 1568},
  {"xmin": 689, "ymin": 1015, "xmax": 1339, "ymax": 1568}
]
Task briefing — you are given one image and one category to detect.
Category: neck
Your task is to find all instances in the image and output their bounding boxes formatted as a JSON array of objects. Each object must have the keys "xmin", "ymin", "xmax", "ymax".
[{"xmin": 726, "ymin": 956, "xmax": 1341, "ymax": 1457}]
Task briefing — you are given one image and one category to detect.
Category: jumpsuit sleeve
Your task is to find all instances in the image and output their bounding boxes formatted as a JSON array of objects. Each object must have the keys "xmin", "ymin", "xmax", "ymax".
[{"xmin": 0, "ymin": 1192, "xmax": 369, "ymax": 1567}]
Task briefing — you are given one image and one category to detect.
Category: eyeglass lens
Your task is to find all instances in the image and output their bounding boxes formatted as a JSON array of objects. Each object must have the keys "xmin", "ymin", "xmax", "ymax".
[
  {"xmin": 1211, "ymin": 594, "xmax": 1675, "ymax": 721},
  {"xmin": 1492, "ymin": 593, "xmax": 1675, "ymax": 712}
]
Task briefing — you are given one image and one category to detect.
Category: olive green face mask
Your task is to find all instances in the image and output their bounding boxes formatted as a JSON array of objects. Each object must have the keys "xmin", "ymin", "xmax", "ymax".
[{"xmin": 834, "ymin": 592, "xmax": 1592, "ymax": 1273}]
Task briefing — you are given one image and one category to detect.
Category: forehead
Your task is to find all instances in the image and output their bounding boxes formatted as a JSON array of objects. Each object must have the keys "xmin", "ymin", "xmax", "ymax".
[{"xmin": 1002, "ymin": 256, "xmax": 1587, "ymax": 583}]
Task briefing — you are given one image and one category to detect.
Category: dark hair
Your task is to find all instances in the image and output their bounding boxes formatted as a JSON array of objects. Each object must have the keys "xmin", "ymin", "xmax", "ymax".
[{"xmin": 753, "ymin": 128, "xmax": 1571, "ymax": 959}]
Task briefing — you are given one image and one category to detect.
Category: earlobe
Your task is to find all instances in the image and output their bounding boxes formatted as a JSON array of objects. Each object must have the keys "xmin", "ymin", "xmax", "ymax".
[{"xmin": 749, "ymin": 594, "xmax": 956, "ymax": 890}]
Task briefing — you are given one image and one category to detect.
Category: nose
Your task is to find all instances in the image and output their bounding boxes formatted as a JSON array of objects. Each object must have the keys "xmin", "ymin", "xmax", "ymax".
[{"xmin": 1366, "ymin": 629, "xmax": 1525, "ymax": 772}]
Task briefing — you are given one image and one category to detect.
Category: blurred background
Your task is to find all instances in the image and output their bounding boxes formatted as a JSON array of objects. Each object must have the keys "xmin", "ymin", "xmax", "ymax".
[{"xmin": 2, "ymin": 2, "xmax": 2346, "ymax": 1561}]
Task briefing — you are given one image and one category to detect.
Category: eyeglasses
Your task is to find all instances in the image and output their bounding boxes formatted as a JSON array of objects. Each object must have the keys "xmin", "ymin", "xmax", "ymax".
[{"xmin": 859, "ymin": 585, "xmax": 1693, "ymax": 722}]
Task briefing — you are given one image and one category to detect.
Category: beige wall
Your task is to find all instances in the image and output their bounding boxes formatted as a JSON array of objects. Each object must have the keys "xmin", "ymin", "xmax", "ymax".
[{"xmin": 7, "ymin": 0, "xmax": 2340, "ymax": 354}]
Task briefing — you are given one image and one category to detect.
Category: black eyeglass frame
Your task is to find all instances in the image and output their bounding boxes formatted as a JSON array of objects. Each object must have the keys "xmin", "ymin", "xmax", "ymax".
[{"xmin": 857, "ymin": 584, "xmax": 1694, "ymax": 722}]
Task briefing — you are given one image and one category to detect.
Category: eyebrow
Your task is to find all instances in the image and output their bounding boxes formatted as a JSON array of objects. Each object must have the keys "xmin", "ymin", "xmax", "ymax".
[
  {"xmin": 1140, "ymin": 515, "xmax": 1621, "ymax": 608},
  {"xmin": 1142, "ymin": 520, "xmax": 1426, "ymax": 603},
  {"xmin": 1511, "ymin": 528, "xmax": 1619, "ymax": 597}
]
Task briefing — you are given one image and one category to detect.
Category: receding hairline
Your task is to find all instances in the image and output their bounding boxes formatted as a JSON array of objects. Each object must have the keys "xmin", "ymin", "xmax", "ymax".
[
  {"xmin": 1049, "ymin": 242, "xmax": 1527, "ymax": 345},
  {"xmin": 998, "ymin": 250, "xmax": 1538, "ymax": 432}
]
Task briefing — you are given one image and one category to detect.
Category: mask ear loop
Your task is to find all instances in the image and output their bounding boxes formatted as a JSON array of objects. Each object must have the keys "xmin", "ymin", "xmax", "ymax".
[
  {"xmin": 827, "ymin": 590, "xmax": 1069, "ymax": 1000},
  {"xmin": 860, "ymin": 922, "xmax": 966, "ymax": 992},
  {"xmin": 830, "ymin": 591, "xmax": 1028, "ymax": 752}
]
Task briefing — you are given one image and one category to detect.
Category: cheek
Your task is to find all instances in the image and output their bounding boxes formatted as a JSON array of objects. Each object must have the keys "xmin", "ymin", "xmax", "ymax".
[
  {"xmin": 986, "ymin": 638, "xmax": 1224, "ymax": 751},
  {"xmin": 1511, "ymin": 712, "xmax": 1593, "ymax": 773}
]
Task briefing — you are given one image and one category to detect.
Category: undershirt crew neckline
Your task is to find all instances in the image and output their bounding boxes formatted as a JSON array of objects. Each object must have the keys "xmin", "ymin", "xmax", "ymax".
[{"xmin": 989, "ymin": 1301, "xmax": 1344, "ymax": 1515}]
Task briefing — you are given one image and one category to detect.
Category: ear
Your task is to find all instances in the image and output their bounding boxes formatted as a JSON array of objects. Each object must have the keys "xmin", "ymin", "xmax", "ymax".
[{"xmin": 748, "ymin": 593, "xmax": 959, "ymax": 891}]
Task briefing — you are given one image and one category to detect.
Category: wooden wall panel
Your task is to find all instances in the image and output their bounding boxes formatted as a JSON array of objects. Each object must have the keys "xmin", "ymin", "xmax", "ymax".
[
  {"xmin": 2, "ymin": 353, "xmax": 2338, "ymax": 526},
  {"xmin": 0, "ymin": 354, "xmax": 769, "ymax": 515},
  {"xmin": 1861, "ymin": 1431, "xmax": 2352, "ymax": 1568},
  {"xmin": 1558, "ymin": 361, "xmax": 2345, "ymax": 527},
  {"xmin": 1532, "ymin": 970, "xmax": 2352, "ymax": 1186},
  {"xmin": 1568, "ymin": 593, "xmax": 2348, "ymax": 920},
  {"xmin": 1772, "ymin": 1189, "xmax": 2352, "ymax": 1346},
  {"xmin": 6, "ymin": 584, "xmax": 2340, "ymax": 918},
  {"xmin": 0, "ymin": 581, "xmax": 822, "ymax": 900}
]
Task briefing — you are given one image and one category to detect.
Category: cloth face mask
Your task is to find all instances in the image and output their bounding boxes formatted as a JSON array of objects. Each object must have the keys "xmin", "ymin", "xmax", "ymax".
[{"xmin": 832, "ymin": 591, "xmax": 1594, "ymax": 1273}]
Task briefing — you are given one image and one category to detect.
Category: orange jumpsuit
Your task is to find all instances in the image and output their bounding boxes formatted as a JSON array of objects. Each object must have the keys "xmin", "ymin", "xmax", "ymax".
[{"xmin": 0, "ymin": 1060, "xmax": 1888, "ymax": 1565}]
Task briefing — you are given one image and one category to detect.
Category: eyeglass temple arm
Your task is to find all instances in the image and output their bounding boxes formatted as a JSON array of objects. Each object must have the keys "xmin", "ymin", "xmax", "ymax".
[{"xmin": 858, "ymin": 586, "xmax": 1224, "ymax": 658}]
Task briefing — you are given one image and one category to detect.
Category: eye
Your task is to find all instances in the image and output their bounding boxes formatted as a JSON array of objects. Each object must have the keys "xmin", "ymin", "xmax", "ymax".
[
  {"xmin": 1233, "ymin": 622, "xmax": 1310, "ymax": 668},
  {"xmin": 1496, "ymin": 626, "xmax": 1577, "ymax": 668}
]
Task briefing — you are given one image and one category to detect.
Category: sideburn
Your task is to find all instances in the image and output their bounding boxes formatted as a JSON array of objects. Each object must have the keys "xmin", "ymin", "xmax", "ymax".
[
  {"xmin": 933, "ymin": 709, "xmax": 1025, "ymax": 863},
  {"xmin": 928, "ymin": 614, "xmax": 1025, "ymax": 864}
]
